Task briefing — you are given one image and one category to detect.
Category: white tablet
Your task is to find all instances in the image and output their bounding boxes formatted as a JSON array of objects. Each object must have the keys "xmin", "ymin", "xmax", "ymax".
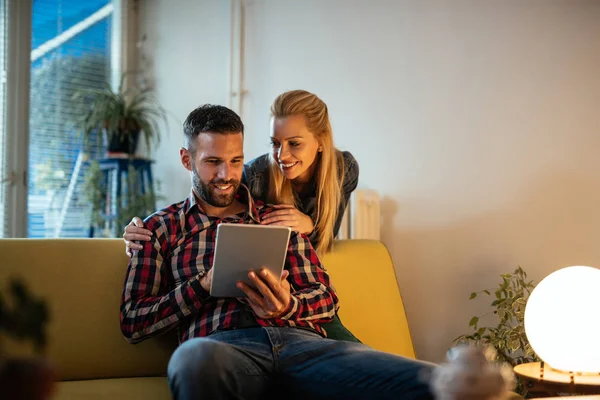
[{"xmin": 209, "ymin": 224, "xmax": 292, "ymax": 297}]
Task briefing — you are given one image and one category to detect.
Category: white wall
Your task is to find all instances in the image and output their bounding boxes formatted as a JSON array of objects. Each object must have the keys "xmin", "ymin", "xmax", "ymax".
[
  {"xmin": 138, "ymin": 0, "xmax": 231, "ymax": 205},
  {"xmin": 140, "ymin": 0, "xmax": 600, "ymax": 362}
]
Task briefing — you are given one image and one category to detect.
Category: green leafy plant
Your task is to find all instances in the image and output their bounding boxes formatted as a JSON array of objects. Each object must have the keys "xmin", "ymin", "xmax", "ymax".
[
  {"xmin": 0, "ymin": 279, "xmax": 50, "ymax": 355},
  {"xmin": 72, "ymin": 73, "xmax": 167, "ymax": 154},
  {"xmin": 454, "ymin": 267, "xmax": 540, "ymax": 395},
  {"xmin": 0, "ymin": 279, "xmax": 54, "ymax": 398},
  {"xmin": 83, "ymin": 160, "xmax": 162, "ymax": 237}
]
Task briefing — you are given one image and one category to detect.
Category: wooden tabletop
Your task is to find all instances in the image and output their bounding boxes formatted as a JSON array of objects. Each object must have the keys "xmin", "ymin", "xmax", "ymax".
[
  {"xmin": 534, "ymin": 397, "xmax": 600, "ymax": 399},
  {"xmin": 514, "ymin": 362, "xmax": 600, "ymax": 387},
  {"xmin": 514, "ymin": 362, "xmax": 600, "ymax": 397}
]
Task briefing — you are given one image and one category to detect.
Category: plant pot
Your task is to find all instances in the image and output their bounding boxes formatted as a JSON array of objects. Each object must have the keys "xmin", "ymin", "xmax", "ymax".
[
  {"xmin": 105, "ymin": 130, "xmax": 140, "ymax": 155},
  {"xmin": 0, "ymin": 357, "xmax": 56, "ymax": 400}
]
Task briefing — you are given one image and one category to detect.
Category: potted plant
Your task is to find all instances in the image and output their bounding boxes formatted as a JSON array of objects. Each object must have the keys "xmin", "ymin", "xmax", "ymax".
[
  {"xmin": 453, "ymin": 266, "xmax": 540, "ymax": 395},
  {"xmin": 72, "ymin": 73, "xmax": 167, "ymax": 155},
  {"xmin": 0, "ymin": 278, "xmax": 54, "ymax": 399}
]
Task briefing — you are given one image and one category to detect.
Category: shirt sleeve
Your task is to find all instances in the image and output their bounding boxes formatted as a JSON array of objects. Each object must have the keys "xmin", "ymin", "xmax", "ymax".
[
  {"xmin": 119, "ymin": 215, "xmax": 210, "ymax": 344},
  {"xmin": 277, "ymin": 232, "xmax": 339, "ymax": 323}
]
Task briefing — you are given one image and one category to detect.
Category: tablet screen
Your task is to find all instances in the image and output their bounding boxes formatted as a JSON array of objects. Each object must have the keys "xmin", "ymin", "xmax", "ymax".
[{"xmin": 209, "ymin": 224, "xmax": 292, "ymax": 297}]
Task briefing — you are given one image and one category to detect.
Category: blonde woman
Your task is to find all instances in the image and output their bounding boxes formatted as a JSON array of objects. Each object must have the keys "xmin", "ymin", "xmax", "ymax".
[
  {"xmin": 123, "ymin": 90, "xmax": 360, "ymax": 341},
  {"xmin": 245, "ymin": 89, "xmax": 358, "ymax": 255}
]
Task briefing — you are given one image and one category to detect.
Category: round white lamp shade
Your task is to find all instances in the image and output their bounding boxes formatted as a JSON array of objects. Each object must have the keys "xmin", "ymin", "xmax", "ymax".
[{"xmin": 524, "ymin": 266, "xmax": 600, "ymax": 373}]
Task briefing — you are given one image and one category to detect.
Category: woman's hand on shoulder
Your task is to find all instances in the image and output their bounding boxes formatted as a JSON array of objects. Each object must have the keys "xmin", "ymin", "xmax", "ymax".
[
  {"xmin": 260, "ymin": 205, "xmax": 314, "ymax": 235},
  {"xmin": 123, "ymin": 216, "xmax": 153, "ymax": 257}
]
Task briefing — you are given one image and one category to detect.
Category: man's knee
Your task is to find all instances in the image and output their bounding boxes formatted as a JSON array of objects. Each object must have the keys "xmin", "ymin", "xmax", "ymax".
[{"xmin": 168, "ymin": 338, "xmax": 231, "ymax": 379}]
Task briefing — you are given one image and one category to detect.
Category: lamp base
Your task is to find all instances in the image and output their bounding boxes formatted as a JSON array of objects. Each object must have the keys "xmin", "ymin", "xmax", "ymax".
[{"xmin": 514, "ymin": 362, "xmax": 600, "ymax": 398}]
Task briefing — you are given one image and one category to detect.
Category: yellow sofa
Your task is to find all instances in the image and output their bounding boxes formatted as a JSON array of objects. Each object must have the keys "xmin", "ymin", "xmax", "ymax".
[{"xmin": 0, "ymin": 239, "xmax": 416, "ymax": 399}]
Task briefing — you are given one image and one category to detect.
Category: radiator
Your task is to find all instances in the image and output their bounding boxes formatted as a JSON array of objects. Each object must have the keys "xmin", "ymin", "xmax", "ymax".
[{"xmin": 337, "ymin": 189, "xmax": 381, "ymax": 240}]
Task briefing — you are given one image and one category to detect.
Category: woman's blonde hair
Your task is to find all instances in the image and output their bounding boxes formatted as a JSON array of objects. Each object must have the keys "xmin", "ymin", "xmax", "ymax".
[{"xmin": 268, "ymin": 90, "xmax": 344, "ymax": 254}]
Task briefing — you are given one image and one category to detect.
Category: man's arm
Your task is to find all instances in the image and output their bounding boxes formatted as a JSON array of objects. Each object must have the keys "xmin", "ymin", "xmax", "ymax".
[
  {"xmin": 119, "ymin": 217, "xmax": 209, "ymax": 344},
  {"xmin": 277, "ymin": 232, "xmax": 339, "ymax": 323}
]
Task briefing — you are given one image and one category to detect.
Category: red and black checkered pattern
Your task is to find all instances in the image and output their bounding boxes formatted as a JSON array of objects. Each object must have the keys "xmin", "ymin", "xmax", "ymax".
[{"xmin": 120, "ymin": 185, "xmax": 338, "ymax": 344}]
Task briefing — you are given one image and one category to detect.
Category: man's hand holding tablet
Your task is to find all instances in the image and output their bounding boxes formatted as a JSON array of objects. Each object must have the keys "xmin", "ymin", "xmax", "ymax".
[{"xmin": 236, "ymin": 268, "xmax": 291, "ymax": 319}]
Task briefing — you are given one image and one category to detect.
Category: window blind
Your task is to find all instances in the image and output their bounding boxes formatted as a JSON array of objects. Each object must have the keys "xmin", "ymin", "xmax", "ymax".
[{"xmin": 28, "ymin": 0, "xmax": 114, "ymax": 237}]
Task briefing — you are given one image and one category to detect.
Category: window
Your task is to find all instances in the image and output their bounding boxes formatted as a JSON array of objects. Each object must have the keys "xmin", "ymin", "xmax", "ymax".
[
  {"xmin": 28, "ymin": 0, "xmax": 115, "ymax": 237},
  {"xmin": 0, "ymin": 0, "xmax": 7, "ymax": 237}
]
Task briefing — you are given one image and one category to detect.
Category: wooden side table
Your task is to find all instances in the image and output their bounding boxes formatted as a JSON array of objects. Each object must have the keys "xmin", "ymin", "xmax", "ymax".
[
  {"xmin": 535, "ymin": 397, "xmax": 600, "ymax": 400},
  {"xmin": 514, "ymin": 362, "xmax": 600, "ymax": 398}
]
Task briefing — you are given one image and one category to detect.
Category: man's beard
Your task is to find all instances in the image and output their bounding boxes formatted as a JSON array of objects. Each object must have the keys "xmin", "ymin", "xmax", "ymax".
[{"xmin": 192, "ymin": 164, "xmax": 240, "ymax": 208}]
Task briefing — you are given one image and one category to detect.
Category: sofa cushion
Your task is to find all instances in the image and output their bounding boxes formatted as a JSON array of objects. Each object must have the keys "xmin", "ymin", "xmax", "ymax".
[
  {"xmin": 55, "ymin": 377, "xmax": 170, "ymax": 400},
  {"xmin": 321, "ymin": 240, "xmax": 416, "ymax": 358}
]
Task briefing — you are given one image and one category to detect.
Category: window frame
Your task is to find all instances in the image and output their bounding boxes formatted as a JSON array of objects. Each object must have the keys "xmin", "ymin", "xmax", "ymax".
[{"xmin": 4, "ymin": 0, "xmax": 32, "ymax": 237}]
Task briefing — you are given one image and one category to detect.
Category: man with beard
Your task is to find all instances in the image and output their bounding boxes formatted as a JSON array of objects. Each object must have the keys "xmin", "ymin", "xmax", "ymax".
[{"xmin": 119, "ymin": 104, "xmax": 436, "ymax": 400}]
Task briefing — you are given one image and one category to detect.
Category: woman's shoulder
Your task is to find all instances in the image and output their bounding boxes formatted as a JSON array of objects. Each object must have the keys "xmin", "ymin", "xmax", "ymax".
[
  {"xmin": 339, "ymin": 150, "xmax": 358, "ymax": 170},
  {"xmin": 243, "ymin": 153, "xmax": 271, "ymax": 201},
  {"xmin": 338, "ymin": 150, "xmax": 359, "ymax": 191},
  {"xmin": 245, "ymin": 153, "xmax": 271, "ymax": 172}
]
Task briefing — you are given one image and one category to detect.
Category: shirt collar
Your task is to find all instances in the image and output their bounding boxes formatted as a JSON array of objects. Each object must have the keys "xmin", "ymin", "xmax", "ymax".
[{"xmin": 184, "ymin": 183, "xmax": 262, "ymax": 223}]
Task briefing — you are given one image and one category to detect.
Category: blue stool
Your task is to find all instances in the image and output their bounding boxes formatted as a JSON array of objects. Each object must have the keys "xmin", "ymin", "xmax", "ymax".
[{"xmin": 89, "ymin": 157, "xmax": 155, "ymax": 237}]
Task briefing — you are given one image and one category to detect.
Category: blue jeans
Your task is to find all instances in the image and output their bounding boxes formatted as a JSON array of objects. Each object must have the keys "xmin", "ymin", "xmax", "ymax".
[{"xmin": 168, "ymin": 327, "xmax": 435, "ymax": 400}]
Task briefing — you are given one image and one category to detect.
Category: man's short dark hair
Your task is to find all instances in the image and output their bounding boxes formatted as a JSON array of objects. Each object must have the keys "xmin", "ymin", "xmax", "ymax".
[{"xmin": 183, "ymin": 104, "xmax": 244, "ymax": 150}]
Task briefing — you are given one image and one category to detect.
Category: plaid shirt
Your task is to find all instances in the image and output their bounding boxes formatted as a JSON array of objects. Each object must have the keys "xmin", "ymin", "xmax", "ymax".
[{"xmin": 120, "ymin": 185, "xmax": 339, "ymax": 344}]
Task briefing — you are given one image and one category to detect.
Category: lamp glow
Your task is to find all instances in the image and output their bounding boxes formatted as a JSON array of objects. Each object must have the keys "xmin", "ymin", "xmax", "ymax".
[{"xmin": 524, "ymin": 266, "xmax": 600, "ymax": 373}]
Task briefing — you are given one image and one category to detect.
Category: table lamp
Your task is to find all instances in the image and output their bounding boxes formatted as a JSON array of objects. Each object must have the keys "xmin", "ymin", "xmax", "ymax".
[{"xmin": 524, "ymin": 265, "xmax": 600, "ymax": 373}]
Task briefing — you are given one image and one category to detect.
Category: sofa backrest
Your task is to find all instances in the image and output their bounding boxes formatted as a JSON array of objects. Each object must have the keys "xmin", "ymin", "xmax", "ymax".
[
  {"xmin": 0, "ymin": 239, "xmax": 177, "ymax": 381},
  {"xmin": 0, "ymin": 238, "xmax": 415, "ymax": 381},
  {"xmin": 322, "ymin": 240, "xmax": 416, "ymax": 358}
]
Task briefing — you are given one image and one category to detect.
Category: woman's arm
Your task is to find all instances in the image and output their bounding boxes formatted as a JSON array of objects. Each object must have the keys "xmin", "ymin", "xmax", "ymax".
[
  {"xmin": 248, "ymin": 153, "xmax": 316, "ymax": 235},
  {"xmin": 261, "ymin": 204, "xmax": 315, "ymax": 235}
]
